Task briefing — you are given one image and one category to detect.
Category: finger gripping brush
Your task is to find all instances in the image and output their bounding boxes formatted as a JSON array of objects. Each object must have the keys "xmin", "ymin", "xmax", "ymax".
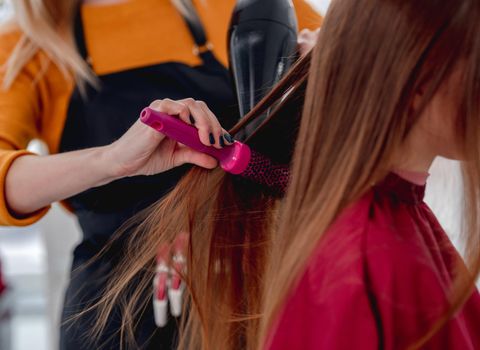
[{"xmin": 140, "ymin": 107, "xmax": 290, "ymax": 194}]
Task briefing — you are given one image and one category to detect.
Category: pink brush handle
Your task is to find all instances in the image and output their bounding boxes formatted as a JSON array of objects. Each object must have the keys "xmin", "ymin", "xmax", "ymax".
[{"xmin": 140, "ymin": 108, "xmax": 251, "ymax": 175}]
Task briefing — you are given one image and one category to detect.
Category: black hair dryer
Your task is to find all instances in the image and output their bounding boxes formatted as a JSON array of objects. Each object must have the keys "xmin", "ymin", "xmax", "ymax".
[{"xmin": 228, "ymin": 0, "xmax": 299, "ymax": 138}]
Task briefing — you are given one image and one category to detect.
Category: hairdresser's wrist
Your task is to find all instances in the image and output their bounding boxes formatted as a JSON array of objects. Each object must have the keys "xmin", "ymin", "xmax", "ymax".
[
  {"xmin": 93, "ymin": 145, "xmax": 125, "ymax": 185},
  {"xmin": 99, "ymin": 137, "xmax": 153, "ymax": 182}
]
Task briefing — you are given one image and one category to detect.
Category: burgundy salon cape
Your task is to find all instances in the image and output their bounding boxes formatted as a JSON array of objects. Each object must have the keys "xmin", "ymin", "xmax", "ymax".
[{"xmin": 267, "ymin": 174, "xmax": 480, "ymax": 349}]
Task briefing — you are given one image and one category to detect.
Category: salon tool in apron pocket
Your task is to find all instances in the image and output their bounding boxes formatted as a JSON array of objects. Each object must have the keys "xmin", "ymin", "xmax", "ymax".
[
  {"xmin": 153, "ymin": 234, "xmax": 189, "ymax": 327},
  {"xmin": 168, "ymin": 233, "xmax": 188, "ymax": 317},
  {"xmin": 153, "ymin": 244, "xmax": 171, "ymax": 327}
]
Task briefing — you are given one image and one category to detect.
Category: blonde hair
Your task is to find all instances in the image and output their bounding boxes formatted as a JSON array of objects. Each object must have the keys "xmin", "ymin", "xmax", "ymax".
[{"xmin": 1, "ymin": 0, "xmax": 197, "ymax": 89}]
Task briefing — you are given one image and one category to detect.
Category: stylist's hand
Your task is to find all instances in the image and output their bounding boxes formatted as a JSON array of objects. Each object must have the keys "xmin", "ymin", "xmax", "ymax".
[
  {"xmin": 106, "ymin": 98, "xmax": 234, "ymax": 178},
  {"xmin": 298, "ymin": 28, "xmax": 320, "ymax": 56}
]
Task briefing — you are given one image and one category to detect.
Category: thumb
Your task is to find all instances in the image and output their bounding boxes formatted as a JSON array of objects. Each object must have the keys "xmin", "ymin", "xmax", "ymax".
[{"xmin": 173, "ymin": 147, "xmax": 218, "ymax": 169}]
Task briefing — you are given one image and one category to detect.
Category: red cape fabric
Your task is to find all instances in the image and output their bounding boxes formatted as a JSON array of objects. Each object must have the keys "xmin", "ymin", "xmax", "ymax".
[{"xmin": 267, "ymin": 174, "xmax": 480, "ymax": 349}]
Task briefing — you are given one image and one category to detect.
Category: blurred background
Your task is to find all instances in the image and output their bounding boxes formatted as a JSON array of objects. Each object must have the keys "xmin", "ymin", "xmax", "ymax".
[{"xmin": 0, "ymin": 1, "xmax": 465, "ymax": 350}]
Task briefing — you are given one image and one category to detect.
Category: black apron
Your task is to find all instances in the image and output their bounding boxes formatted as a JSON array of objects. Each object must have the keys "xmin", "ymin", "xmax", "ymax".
[{"xmin": 58, "ymin": 6, "xmax": 238, "ymax": 350}]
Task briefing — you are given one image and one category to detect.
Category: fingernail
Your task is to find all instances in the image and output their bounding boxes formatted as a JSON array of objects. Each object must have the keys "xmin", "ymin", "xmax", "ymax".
[
  {"xmin": 189, "ymin": 115, "xmax": 196, "ymax": 125},
  {"xmin": 219, "ymin": 135, "xmax": 225, "ymax": 148},
  {"xmin": 224, "ymin": 134, "xmax": 234, "ymax": 143},
  {"xmin": 209, "ymin": 133, "xmax": 215, "ymax": 145}
]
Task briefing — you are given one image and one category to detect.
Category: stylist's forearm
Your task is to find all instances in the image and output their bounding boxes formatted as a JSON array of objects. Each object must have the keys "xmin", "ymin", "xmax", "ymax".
[
  {"xmin": 5, "ymin": 99, "xmax": 228, "ymax": 216},
  {"xmin": 5, "ymin": 147, "xmax": 115, "ymax": 215}
]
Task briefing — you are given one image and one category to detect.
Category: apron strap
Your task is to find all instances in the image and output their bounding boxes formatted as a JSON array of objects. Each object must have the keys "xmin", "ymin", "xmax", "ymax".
[{"xmin": 176, "ymin": 1, "xmax": 214, "ymax": 59}]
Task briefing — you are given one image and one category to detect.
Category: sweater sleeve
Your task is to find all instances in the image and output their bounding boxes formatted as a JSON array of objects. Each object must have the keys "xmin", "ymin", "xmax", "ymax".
[{"xmin": 0, "ymin": 31, "xmax": 51, "ymax": 226}]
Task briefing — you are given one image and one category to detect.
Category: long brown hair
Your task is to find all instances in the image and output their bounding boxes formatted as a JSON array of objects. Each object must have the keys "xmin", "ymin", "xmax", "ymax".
[
  {"xmin": 93, "ymin": 0, "xmax": 480, "ymax": 349},
  {"xmin": 89, "ymin": 52, "xmax": 310, "ymax": 349}
]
